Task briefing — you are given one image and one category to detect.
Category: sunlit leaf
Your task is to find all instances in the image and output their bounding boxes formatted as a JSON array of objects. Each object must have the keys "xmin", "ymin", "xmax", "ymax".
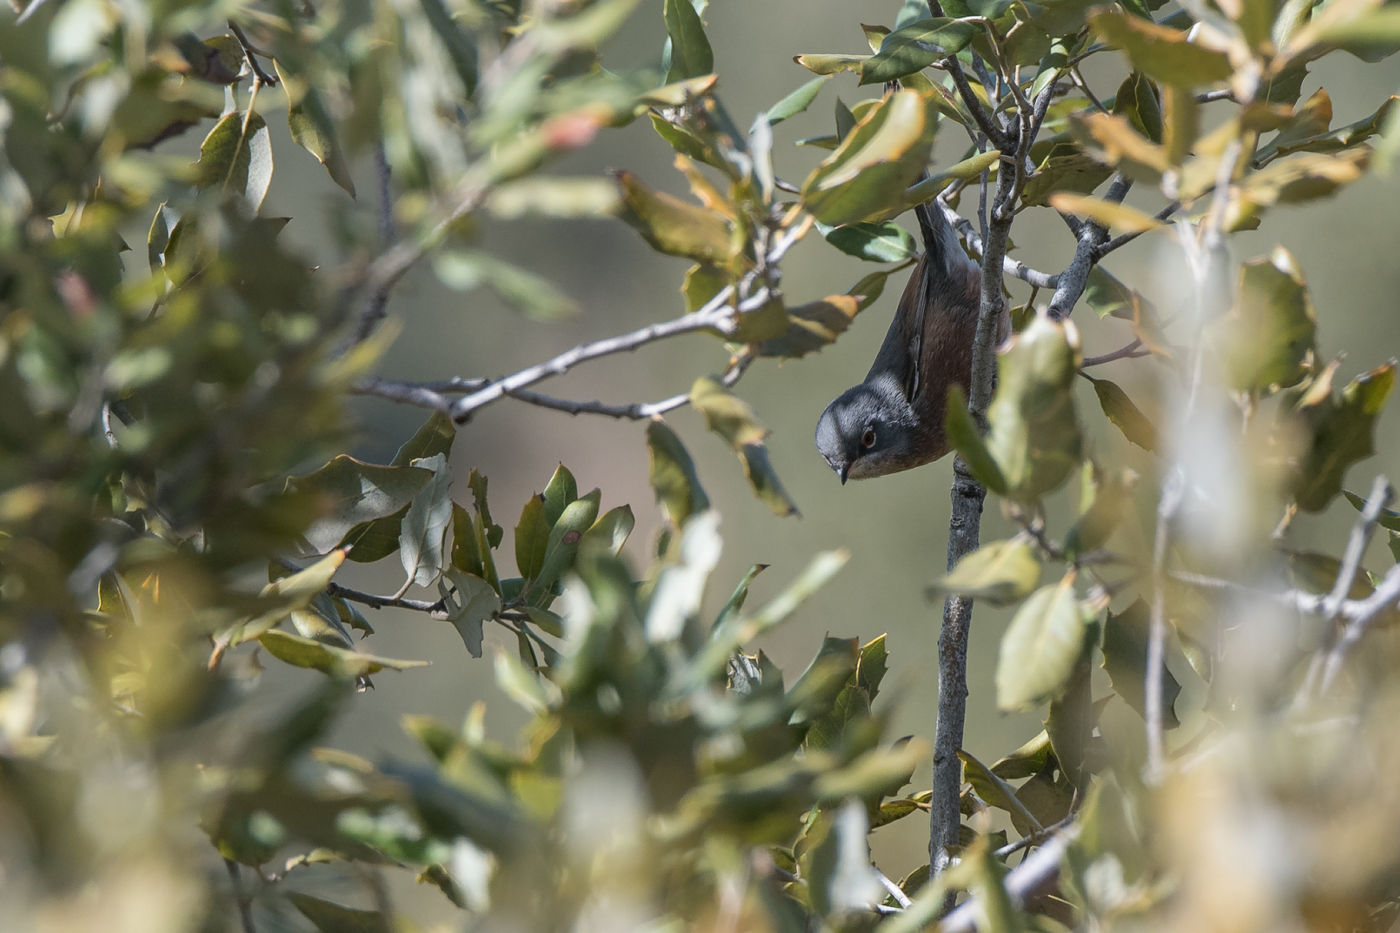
[
  {"xmin": 985, "ymin": 314, "xmax": 1084, "ymax": 502},
  {"xmin": 929, "ymin": 538, "xmax": 1042, "ymax": 606},
  {"xmin": 616, "ymin": 170, "xmax": 736, "ymax": 264},
  {"xmin": 800, "ymin": 90, "xmax": 937, "ymax": 226},
  {"xmin": 1085, "ymin": 375, "xmax": 1159, "ymax": 451},
  {"xmin": 1088, "ymin": 8, "xmax": 1233, "ymax": 87},
  {"xmin": 259, "ymin": 629, "xmax": 428, "ymax": 678},
  {"xmin": 859, "ymin": 18, "xmax": 979, "ymax": 85},
  {"xmin": 996, "ymin": 572, "xmax": 1090, "ymax": 711},
  {"xmin": 197, "ymin": 111, "xmax": 272, "ymax": 211}
]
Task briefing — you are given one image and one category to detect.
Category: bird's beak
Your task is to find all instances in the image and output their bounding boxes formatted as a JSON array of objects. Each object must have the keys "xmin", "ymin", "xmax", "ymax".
[{"xmin": 838, "ymin": 463, "xmax": 849, "ymax": 485}]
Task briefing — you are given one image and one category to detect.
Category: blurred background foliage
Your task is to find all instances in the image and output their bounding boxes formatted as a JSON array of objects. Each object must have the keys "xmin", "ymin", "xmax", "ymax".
[{"xmin": 3, "ymin": 0, "xmax": 1400, "ymax": 930}]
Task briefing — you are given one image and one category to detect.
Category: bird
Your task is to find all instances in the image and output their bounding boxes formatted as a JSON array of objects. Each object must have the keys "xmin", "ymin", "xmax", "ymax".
[{"xmin": 814, "ymin": 199, "xmax": 1002, "ymax": 483}]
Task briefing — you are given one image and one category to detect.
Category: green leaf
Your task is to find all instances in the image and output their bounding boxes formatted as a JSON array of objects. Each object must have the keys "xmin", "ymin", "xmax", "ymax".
[
  {"xmin": 197, "ymin": 111, "xmax": 272, "ymax": 211},
  {"xmin": 989, "ymin": 730, "xmax": 1054, "ymax": 779},
  {"xmin": 1046, "ymin": 645, "xmax": 1094, "ymax": 790},
  {"xmin": 800, "ymin": 90, "xmax": 938, "ymax": 227},
  {"xmin": 754, "ymin": 293, "xmax": 868, "ymax": 359},
  {"xmin": 277, "ymin": 62, "xmax": 356, "ymax": 197},
  {"xmin": 690, "ymin": 375, "xmax": 770, "ymax": 446},
  {"xmin": 1085, "ymin": 375, "xmax": 1159, "ymax": 451},
  {"xmin": 820, "ymin": 221, "xmax": 918, "ymax": 262},
  {"xmin": 996, "ymin": 572, "xmax": 1091, "ymax": 711},
  {"xmin": 1082, "ymin": 266, "xmax": 1156, "ymax": 321},
  {"xmin": 959, "ymin": 750, "xmax": 1045, "ymax": 831},
  {"xmin": 945, "ymin": 384, "xmax": 1010, "ymax": 493},
  {"xmin": 615, "ymin": 170, "xmax": 735, "ymax": 264},
  {"xmin": 930, "ymin": 538, "xmax": 1041, "ymax": 606},
  {"xmin": 452, "ymin": 504, "xmax": 484, "ymax": 577},
  {"xmin": 398, "ymin": 453, "xmax": 454, "ymax": 590},
  {"xmin": 1112, "ymin": 72, "xmax": 1163, "ymax": 142},
  {"xmin": 289, "ymin": 458, "xmax": 434, "ymax": 555},
  {"xmin": 1087, "ymin": 8, "xmax": 1232, "ymax": 87},
  {"xmin": 985, "ymin": 315, "xmax": 1083, "ymax": 502},
  {"xmin": 532, "ymin": 489, "xmax": 602, "ymax": 596},
  {"xmin": 1290, "ymin": 361, "xmax": 1396, "ymax": 511},
  {"xmin": 793, "ymin": 53, "xmax": 871, "ymax": 76},
  {"xmin": 580, "ymin": 505, "xmax": 635, "ymax": 555},
  {"xmin": 218, "ymin": 551, "xmax": 349, "ymax": 649},
  {"xmin": 663, "ymin": 0, "xmax": 713, "ymax": 83},
  {"xmin": 470, "ymin": 468, "xmax": 505, "ymax": 549},
  {"xmin": 1210, "ymin": 246, "xmax": 1317, "ymax": 392},
  {"xmin": 646, "ymin": 421, "xmax": 710, "ymax": 525},
  {"xmin": 393, "ymin": 412, "xmax": 455, "ymax": 467},
  {"xmin": 767, "ymin": 75, "xmax": 830, "ymax": 124},
  {"xmin": 712, "ymin": 563, "xmax": 768, "ymax": 631},
  {"xmin": 541, "ymin": 464, "xmax": 578, "ymax": 529},
  {"xmin": 738, "ymin": 443, "xmax": 800, "ymax": 517},
  {"xmin": 1101, "ymin": 598, "xmax": 1180, "ymax": 726},
  {"xmin": 259, "ymin": 629, "xmax": 427, "ymax": 678},
  {"xmin": 441, "ymin": 571, "xmax": 501, "ymax": 658},
  {"xmin": 858, "ymin": 18, "xmax": 979, "ymax": 85},
  {"xmin": 514, "ymin": 494, "xmax": 550, "ymax": 581}
]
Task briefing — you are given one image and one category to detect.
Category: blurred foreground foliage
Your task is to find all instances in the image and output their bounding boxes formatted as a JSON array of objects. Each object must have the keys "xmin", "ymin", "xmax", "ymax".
[{"xmin": 4, "ymin": 0, "xmax": 1400, "ymax": 930}]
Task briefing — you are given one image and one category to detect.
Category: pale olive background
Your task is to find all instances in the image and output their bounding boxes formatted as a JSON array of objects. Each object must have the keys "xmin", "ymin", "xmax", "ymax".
[{"xmin": 251, "ymin": 2, "xmax": 1400, "ymax": 921}]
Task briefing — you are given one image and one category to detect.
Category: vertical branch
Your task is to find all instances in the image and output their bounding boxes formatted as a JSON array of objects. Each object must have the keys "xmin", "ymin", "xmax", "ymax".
[{"xmin": 930, "ymin": 147, "xmax": 1019, "ymax": 878}]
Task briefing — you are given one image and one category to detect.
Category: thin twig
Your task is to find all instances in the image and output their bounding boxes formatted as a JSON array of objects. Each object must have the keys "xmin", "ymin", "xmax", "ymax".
[
  {"xmin": 448, "ymin": 285, "xmax": 767, "ymax": 422},
  {"xmin": 876, "ymin": 866, "xmax": 914, "ymax": 909},
  {"xmin": 227, "ymin": 21, "xmax": 278, "ymax": 87},
  {"xmin": 359, "ymin": 352, "xmax": 754, "ymax": 420},
  {"xmin": 940, "ymin": 825, "xmax": 1082, "ymax": 933},
  {"xmin": 1303, "ymin": 475, "xmax": 1395, "ymax": 696},
  {"xmin": 1081, "ymin": 339, "xmax": 1148, "ymax": 368},
  {"xmin": 926, "ymin": 197, "xmax": 1058, "ymax": 288},
  {"xmin": 993, "ymin": 813, "xmax": 1077, "ymax": 860},
  {"xmin": 1094, "ymin": 201, "xmax": 1181, "ymax": 260}
]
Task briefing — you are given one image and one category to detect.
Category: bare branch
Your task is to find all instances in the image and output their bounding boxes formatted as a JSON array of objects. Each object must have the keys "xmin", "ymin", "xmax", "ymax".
[
  {"xmin": 1094, "ymin": 201, "xmax": 1180, "ymax": 260},
  {"xmin": 876, "ymin": 866, "xmax": 913, "ymax": 909},
  {"xmin": 448, "ymin": 285, "xmax": 765, "ymax": 422},
  {"xmin": 359, "ymin": 352, "xmax": 754, "ymax": 421},
  {"xmin": 1047, "ymin": 174, "xmax": 1131, "ymax": 319},
  {"xmin": 1306, "ymin": 475, "xmax": 1395, "ymax": 695}
]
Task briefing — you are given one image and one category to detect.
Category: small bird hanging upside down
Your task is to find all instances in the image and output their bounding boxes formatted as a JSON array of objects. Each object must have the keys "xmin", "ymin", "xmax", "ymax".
[{"xmin": 815, "ymin": 199, "xmax": 1005, "ymax": 483}]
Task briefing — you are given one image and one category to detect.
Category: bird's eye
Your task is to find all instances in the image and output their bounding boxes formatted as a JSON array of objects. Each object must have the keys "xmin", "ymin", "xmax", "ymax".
[{"xmin": 861, "ymin": 428, "xmax": 877, "ymax": 449}]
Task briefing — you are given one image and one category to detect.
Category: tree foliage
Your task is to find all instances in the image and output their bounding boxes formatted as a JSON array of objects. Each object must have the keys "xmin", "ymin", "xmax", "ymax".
[{"xmin": 3, "ymin": 0, "xmax": 1400, "ymax": 930}]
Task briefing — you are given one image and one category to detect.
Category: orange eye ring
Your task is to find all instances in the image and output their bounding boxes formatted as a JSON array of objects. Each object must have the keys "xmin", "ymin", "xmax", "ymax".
[{"xmin": 861, "ymin": 428, "xmax": 877, "ymax": 449}]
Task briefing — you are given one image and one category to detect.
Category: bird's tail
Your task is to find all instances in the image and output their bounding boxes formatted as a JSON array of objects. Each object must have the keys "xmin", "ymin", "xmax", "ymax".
[{"xmin": 913, "ymin": 198, "xmax": 977, "ymax": 298}]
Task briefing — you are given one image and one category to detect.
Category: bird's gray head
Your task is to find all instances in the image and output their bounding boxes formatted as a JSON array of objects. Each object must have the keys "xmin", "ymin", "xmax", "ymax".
[{"xmin": 814, "ymin": 377, "xmax": 921, "ymax": 483}]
